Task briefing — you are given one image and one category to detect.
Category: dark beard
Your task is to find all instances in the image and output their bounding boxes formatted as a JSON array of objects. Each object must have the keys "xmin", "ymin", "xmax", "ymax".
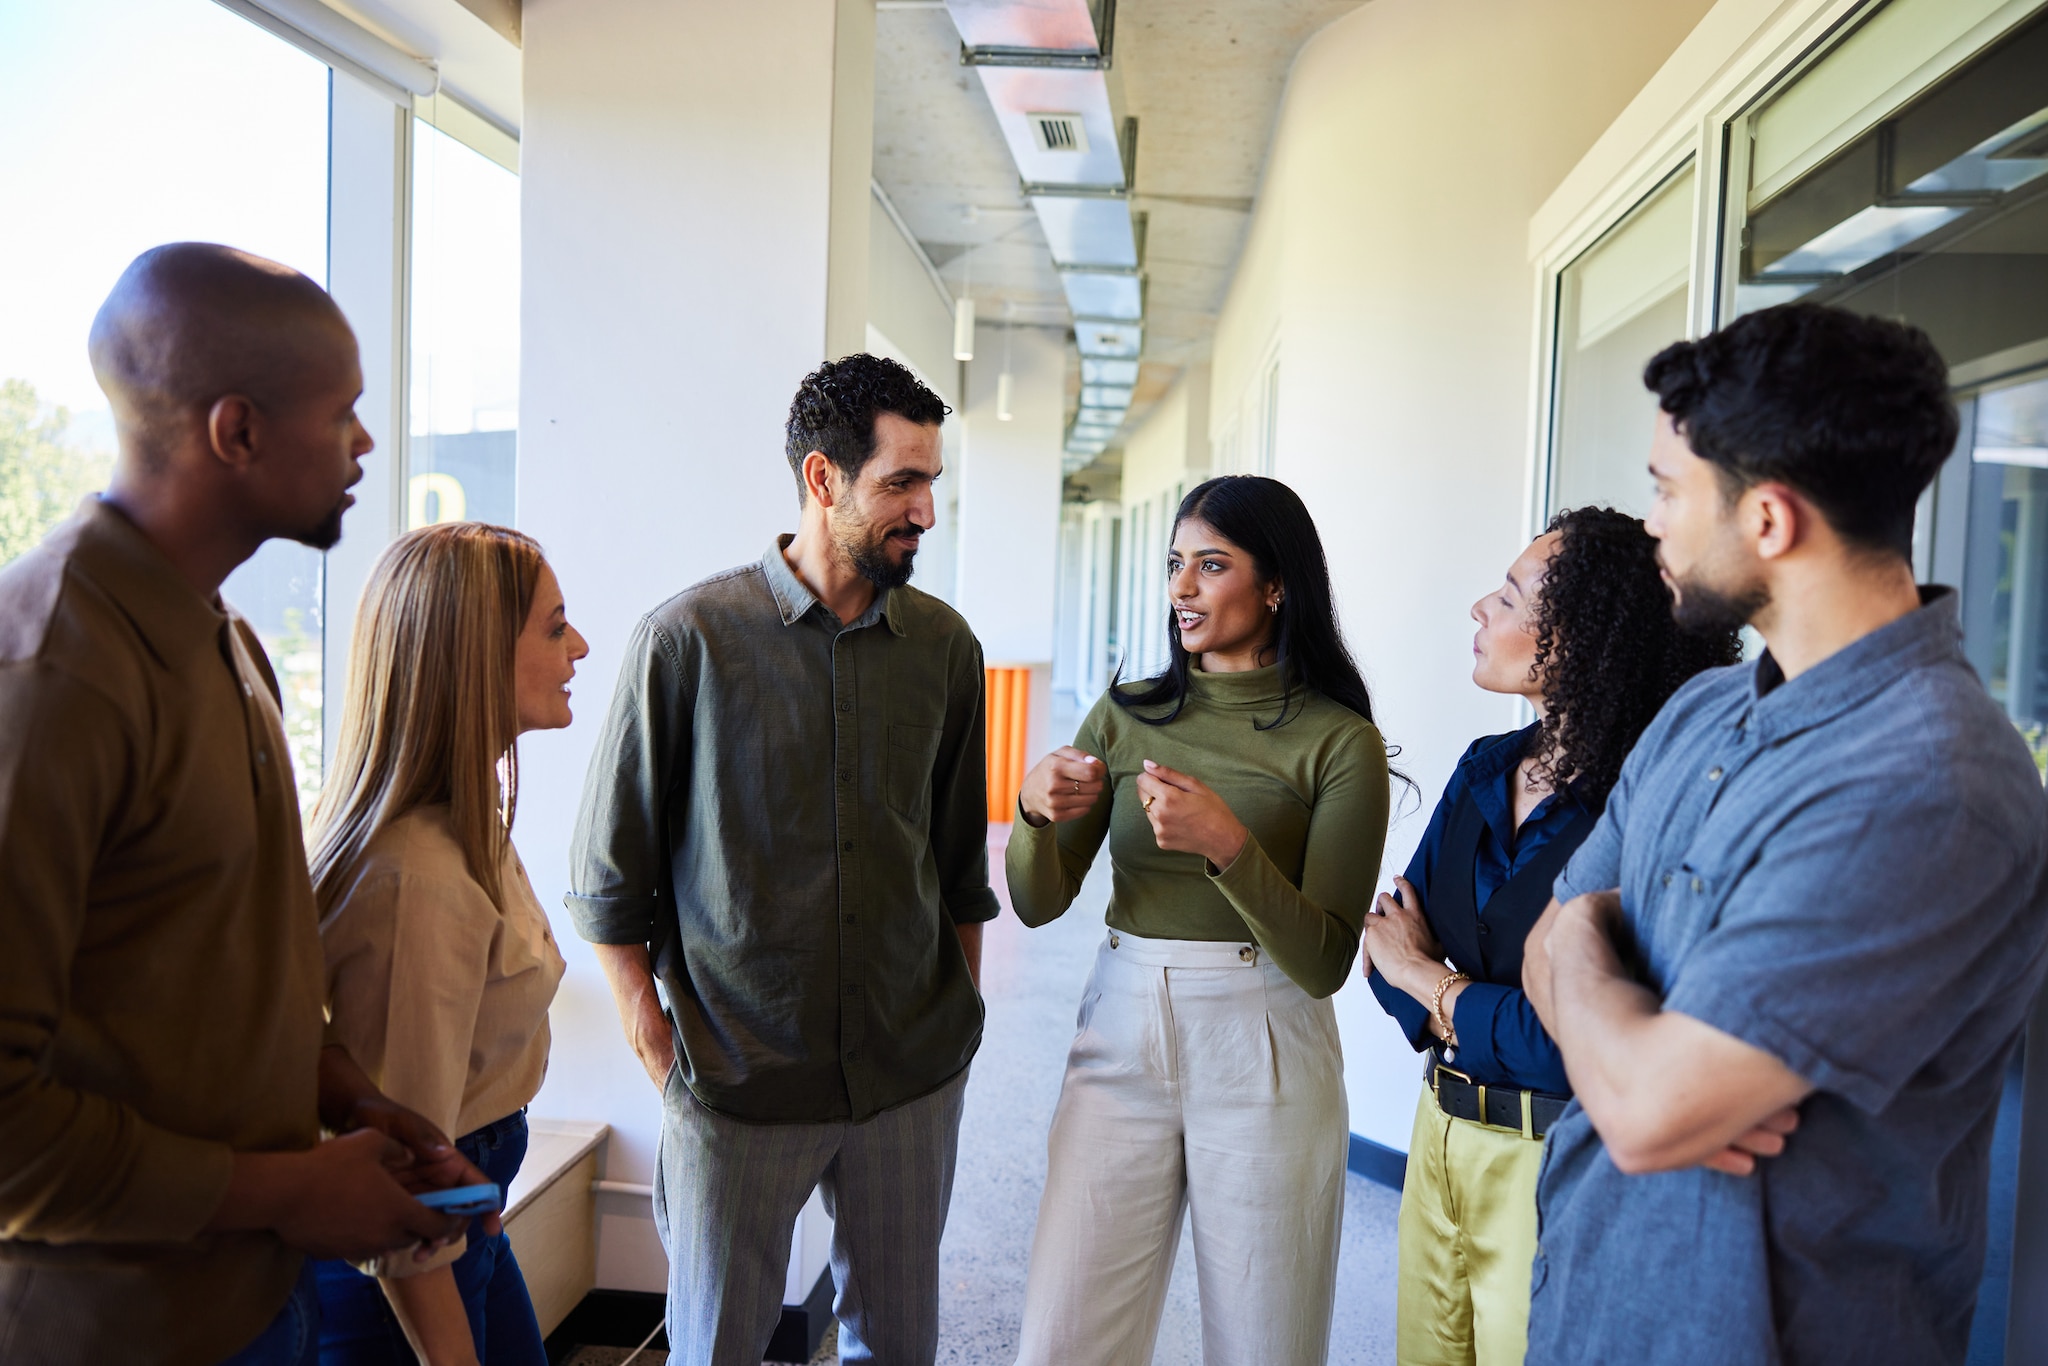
[
  {"xmin": 293, "ymin": 498, "xmax": 350, "ymax": 551},
  {"xmin": 839, "ymin": 512, "xmax": 920, "ymax": 590},
  {"xmin": 1670, "ymin": 571, "xmax": 1769, "ymax": 636},
  {"xmin": 850, "ymin": 533, "xmax": 917, "ymax": 590}
]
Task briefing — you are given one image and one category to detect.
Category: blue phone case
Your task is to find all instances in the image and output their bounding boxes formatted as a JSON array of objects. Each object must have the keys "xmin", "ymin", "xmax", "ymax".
[{"xmin": 418, "ymin": 1182, "xmax": 501, "ymax": 1215}]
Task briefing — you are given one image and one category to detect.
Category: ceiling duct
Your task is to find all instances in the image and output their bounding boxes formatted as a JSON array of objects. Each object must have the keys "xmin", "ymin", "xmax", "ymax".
[{"xmin": 943, "ymin": 0, "xmax": 1142, "ymax": 465}]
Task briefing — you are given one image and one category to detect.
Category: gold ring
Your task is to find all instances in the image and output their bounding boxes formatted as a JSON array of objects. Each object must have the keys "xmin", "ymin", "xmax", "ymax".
[
  {"xmin": 1072, "ymin": 778, "xmax": 1081, "ymax": 794},
  {"xmin": 1141, "ymin": 795, "xmax": 1155, "ymax": 813}
]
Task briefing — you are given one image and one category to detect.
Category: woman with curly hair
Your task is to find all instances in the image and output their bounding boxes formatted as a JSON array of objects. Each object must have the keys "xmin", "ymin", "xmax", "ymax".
[{"xmin": 1363, "ymin": 506, "xmax": 1740, "ymax": 1366}]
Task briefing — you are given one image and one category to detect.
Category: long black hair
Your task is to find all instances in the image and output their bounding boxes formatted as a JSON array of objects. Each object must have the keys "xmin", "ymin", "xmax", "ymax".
[
  {"xmin": 1110, "ymin": 475, "xmax": 1379, "ymax": 734},
  {"xmin": 1527, "ymin": 506, "xmax": 1742, "ymax": 804}
]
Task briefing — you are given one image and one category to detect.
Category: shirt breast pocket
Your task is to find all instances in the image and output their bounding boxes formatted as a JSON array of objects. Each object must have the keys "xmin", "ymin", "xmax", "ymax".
[{"xmin": 887, "ymin": 723, "xmax": 944, "ymax": 824}]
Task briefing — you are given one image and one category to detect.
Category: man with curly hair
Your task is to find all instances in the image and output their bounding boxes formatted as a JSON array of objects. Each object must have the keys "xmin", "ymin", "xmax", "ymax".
[
  {"xmin": 568, "ymin": 354, "xmax": 997, "ymax": 1365},
  {"xmin": 1523, "ymin": 303, "xmax": 2048, "ymax": 1366}
]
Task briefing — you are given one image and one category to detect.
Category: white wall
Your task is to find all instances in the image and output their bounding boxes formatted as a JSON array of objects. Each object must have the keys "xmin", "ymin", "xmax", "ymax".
[
  {"xmin": 1197, "ymin": 0, "xmax": 1715, "ymax": 1150},
  {"xmin": 954, "ymin": 323, "xmax": 1066, "ymax": 667},
  {"xmin": 1120, "ymin": 363, "xmax": 1209, "ymax": 508},
  {"xmin": 867, "ymin": 191, "xmax": 965, "ymax": 605},
  {"xmin": 517, "ymin": 0, "xmax": 873, "ymax": 1293},
  {"xmin": 867, "ymin": 193, "xmax": 957, "ymax": 404}
]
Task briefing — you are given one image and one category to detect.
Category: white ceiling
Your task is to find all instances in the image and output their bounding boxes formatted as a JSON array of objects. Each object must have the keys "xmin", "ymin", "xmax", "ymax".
[{"xmin": 873, "ymin": 0, "xmax": 1366, "ymax": 463}]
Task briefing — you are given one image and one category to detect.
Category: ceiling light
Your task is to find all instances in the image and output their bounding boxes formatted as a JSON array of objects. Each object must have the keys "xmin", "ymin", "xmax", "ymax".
[{"xmin": 954, "ymin": 297, "xmax": 976, "ymax": 361}]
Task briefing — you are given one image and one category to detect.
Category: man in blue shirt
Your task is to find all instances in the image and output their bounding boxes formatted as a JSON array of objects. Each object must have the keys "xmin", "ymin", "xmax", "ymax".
[{"xmin": 1524, "ymin": 302, "xmax": 2048, "ymax": 1365}]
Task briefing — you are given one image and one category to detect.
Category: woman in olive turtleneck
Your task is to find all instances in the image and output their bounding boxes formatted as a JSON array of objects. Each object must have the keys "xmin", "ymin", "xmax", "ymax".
[{"xmin": 1006, "ymin": 475, "xmax": 1394, "ymax": 1366}]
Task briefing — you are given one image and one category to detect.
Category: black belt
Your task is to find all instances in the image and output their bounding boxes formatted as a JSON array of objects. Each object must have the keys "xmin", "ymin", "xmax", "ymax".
[{"xmin": 1428, "ymin": 1054, "xmax": 1568, "ymax": 1141}]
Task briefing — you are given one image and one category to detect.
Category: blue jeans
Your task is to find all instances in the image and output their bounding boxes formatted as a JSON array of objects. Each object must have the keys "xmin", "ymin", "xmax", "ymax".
[
  {"xmin": 218, "ymin": 1259, "xmax": 321, "ymax": 1365},
  {"xmin": 315, "ymin": 1110, "xmax": 548, "ymax": 1365}
]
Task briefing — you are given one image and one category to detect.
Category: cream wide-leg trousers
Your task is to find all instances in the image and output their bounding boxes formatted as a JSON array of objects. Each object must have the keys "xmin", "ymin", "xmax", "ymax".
[{"xmin": 1015, "ymin": 930, "xmax": 1350, "ymax": 1366}]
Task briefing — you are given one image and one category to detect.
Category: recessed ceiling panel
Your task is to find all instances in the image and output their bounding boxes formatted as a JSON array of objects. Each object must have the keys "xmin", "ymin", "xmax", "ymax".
[
  {"xmin": 974, "ymin": 68, "xmax": 1125, "ymax": 186},
  {"xmin": 1075, "ymin": 319, "xmax": 1143, "ymax": 357},
  {"xmin": 1031, "ymin": 195, "xmax": 1140, "ymax": 267},
  {"xmin": 946, "ymin": 0, "xmax": 1103, "ymax": 52},
  {"xmin": 1081, "ymin": 357, "xmax": 1140, "ymax": 385},
  {"xmin": 1061, "ymin": 270, "xmax": 1143, "ymax": 320},
  {"xmin": 1080, "ymin": 384, "xmax": 1136, "ymax": 408}
]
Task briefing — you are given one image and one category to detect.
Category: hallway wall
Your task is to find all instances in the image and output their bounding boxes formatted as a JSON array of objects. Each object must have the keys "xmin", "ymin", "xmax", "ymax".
[
  {"xmin": 1191, "ymin": 0, "xmax": 1718, "ymax": 1149},
  {"xmin": 516, "ymin": 0, "xmax": 876, "ymax": 1291}
]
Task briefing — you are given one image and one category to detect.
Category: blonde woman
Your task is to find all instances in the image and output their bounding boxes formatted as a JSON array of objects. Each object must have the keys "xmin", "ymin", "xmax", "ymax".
[{"xmin": 309, "ymin": 523, "xmax": 587, "ymax": 1366}]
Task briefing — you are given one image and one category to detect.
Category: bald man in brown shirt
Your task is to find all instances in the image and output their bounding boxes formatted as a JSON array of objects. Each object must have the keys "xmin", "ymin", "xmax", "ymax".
[{"xmin": 0, "ymin": 245, "xmax": 488, "ymax": 1364}]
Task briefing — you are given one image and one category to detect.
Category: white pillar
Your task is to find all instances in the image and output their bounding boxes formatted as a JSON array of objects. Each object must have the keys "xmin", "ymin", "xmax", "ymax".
[
  {"xmin": 955, "ymin": 322, "xmax": 1067, "ymax": 764},
  {"xmin": 517, "ymin": 0, "xmax": 875, "ymax": 1300}
]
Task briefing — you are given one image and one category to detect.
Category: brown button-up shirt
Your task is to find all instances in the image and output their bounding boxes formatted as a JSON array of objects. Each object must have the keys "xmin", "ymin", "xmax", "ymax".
[{"xmin": 0, "ymin": 500, "xmax": 325, "ymax": 1363}]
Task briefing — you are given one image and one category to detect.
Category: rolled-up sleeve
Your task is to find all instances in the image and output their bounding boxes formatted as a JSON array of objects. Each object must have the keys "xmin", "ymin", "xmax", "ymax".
[
  {"xmin": 567, "ymin": 616, "xmax": 689, "ymax": 945},
  {"xmin": 1665, "ymin": 787, "xmax": 2044, "ymax": 1115},
  {"xmin": 0, "ymin": 667, "xmax": 233, "ymax": 1243},
  {"xmin": 930, "ymin": 636, "xmax": 999, "ymax": 924}
]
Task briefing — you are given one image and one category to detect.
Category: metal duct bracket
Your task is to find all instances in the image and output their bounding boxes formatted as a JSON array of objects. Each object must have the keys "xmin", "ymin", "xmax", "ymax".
[
  {"xmin": 1021, "ymin": 181, "xmax": 1128, "ymax": 200},
  {"xmin": 962, "ymin": 45, "xmax": 1108, "ymax": 69}
]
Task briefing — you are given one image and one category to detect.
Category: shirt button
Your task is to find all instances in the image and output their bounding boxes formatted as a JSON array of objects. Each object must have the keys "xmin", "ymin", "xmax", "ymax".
[
  {"xmin": 1662, "ymin": 873, "xmax": 1673, "ymax": 887},
  {"xmin": 1707, "ymin": 767, "xmax": 1724, "ymax": 782},
  {"xmin": 242, "ymin": 682, "xmax": 253, "ymax": 698},
  {"xmin": 1109, "ymin": 932, "xmax": 1120, "ymax": 949},
  {"xmin": 843, "ymin": 913, "xmax": 858, "ymax": 925},
  {"xmin": 838, "ymin": 701, "xmax": 853, "ymax": 713},
  {"xmin": 839, "ymin": 770, "xmax": 851, "ymax": 784},
  {"xmin": 845, "ymin": 1048, "xmax": 860, "ymax": 1062},
  {"xmin": 1239, "ymin": 946, "xmax": 1254, "ymax": 963},
  {"xmin": 255, "ymin": 749, "xmax": 268, "ymax": 765},
  {"xmin": 1691, "ymin": 877, "xmax": 1704, "ymax": 893},
  {"xmin": 842, "ymin": 840, "xmax": 855, "ymax": 852}
]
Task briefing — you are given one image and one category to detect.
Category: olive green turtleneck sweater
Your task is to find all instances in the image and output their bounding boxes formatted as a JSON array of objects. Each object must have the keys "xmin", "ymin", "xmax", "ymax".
[{"xmin": 1006, "ymin": 665, "xmax": 1390, "ymax": 998}]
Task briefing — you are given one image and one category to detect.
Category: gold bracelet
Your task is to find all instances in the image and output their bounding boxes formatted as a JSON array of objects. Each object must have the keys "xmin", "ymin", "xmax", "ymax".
[{"xmin": 1431, "ymin": 970, "xmax": 1469, "ymax": 1048}]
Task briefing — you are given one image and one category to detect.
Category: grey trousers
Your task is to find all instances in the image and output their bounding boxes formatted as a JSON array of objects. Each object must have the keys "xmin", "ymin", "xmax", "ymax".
[{"xmin": 652, "ymin": 1065, "xmax": 968, "ymax": 1366}]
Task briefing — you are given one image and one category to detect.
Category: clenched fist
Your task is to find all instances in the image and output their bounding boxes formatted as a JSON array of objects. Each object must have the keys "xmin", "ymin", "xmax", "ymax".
[
  {"xmin": 1134, "ymin": 759, "xmax": 1249, "ymax": 871},
  {"xmin": 1019, "ymin": 746, "xmax": 1107, "ymax": 826}
]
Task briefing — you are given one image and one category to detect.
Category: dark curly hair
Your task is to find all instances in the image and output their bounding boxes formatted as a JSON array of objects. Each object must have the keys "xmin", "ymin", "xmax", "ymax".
[
  {"xmin": 784, "ymin": 354, "xmax": 950, "ymax": 503},
  {"xmin": 1642, "ymin": 302, "xmax": 1957, "ymax": 558},
  {"xmin": 1526, "ymin": 506, "xmax": 1742, "ymax": 804}
]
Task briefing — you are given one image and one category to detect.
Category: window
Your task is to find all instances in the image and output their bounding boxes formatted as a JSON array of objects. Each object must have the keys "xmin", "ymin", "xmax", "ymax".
[
  {"xmin": 1959, "ymin": 371, "xmax": 2048, "ymax": 774},
  {"xmin": 1722, "ymin": 0, "xmax": 2048, "ymax": 775},
  {"xmin": 0, "ymin": 0, "xmax": 330, "ymax": 803},
  {"xmin": 408, "ymin": 116, "xmax": 520, "ymax": 530},
  {"xmin": 1550, "ymin": 165, "xmax": 1696, "ymax": 517}
]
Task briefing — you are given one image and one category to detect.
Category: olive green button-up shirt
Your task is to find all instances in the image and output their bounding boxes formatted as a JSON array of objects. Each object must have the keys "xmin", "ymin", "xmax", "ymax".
[{"xmin": 568, "ymin": 539, "xmax": 997, "ymax": 1124}]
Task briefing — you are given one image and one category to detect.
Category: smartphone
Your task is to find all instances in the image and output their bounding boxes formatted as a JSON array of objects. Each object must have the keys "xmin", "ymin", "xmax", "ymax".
[{"xmin": 417, "ymin": 1182, "xmax": 501, "ymax": 1217}]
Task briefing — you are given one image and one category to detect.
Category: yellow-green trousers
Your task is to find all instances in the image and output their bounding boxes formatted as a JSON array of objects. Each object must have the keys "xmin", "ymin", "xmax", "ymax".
[{"xmin": 1396, "ymin": 1085, "xmax": 1543, "ymax": 1366}]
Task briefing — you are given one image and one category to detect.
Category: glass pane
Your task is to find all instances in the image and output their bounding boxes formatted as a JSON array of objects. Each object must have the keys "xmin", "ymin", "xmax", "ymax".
[
  {"xmin": 1551, "ymin": 165, "xmax": 1695, "ymax": 517},
  {"xmin": 410, "ymin": 120, "xmax": 520, "ymax": 530},
  {"xmin": 1961, "ymin": 372, "xmax": 2048, "ymax": 776},
  {"xmin": 0, "ymin": 0, "xmax": 330, "ymax": 805},
  {"xmin": 1723, "ymin": 6, "xmax": 2048, "ymax": 764}
]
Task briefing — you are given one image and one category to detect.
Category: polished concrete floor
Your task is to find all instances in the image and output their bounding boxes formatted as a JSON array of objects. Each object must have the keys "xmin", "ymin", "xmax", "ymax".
[{"xmin": 927, "ymin": 825, "xmax": 1402, "ymax": 1366}]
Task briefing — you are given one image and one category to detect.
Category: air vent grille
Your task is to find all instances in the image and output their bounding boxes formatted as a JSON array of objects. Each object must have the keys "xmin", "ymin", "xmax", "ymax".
[{"xmin": 1028, "ymin": 112, "xmax": 1089, "ymax": 155}]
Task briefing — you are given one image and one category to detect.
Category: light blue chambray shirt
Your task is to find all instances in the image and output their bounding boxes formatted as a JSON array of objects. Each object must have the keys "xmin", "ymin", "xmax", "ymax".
[{"xmin": 1527, "ymin": 589, "xmax": 2048, "ymax": 1366}]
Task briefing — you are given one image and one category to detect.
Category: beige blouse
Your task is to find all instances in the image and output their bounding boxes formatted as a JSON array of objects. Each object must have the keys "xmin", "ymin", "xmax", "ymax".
[{"xmin": 321, "ymin": 804, "xmax": 566, "ymax": 1152}]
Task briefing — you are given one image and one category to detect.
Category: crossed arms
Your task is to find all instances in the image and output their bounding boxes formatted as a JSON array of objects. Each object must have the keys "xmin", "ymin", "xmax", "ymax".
[{"xmin": 1524, "ymin": 890, "xmax": 1810, "ymax": 1176}]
